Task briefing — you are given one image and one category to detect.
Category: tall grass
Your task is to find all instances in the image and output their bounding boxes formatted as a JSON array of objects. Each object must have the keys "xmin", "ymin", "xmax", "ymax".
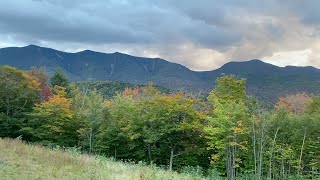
[{"xmin": 0, "ymin": 138, "xmax": 208, "ymax": 180}]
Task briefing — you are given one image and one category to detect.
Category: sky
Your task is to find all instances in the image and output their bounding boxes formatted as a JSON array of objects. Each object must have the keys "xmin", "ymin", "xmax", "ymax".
[{"xmin": 0, "ymin": 0, "xmax": 320, "ymax": 71}]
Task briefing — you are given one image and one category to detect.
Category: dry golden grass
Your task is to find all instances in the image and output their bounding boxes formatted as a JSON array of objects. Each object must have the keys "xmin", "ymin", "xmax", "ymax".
[{"xmin": 0, "ymin": 138, "xmax": 207, "ymax": 180}]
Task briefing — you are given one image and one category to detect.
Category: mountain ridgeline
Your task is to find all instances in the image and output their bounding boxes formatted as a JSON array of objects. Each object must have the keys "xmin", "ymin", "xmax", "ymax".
[{"xmin": 1, "ymin": 45, "xmax": 320, "ymax": 102}]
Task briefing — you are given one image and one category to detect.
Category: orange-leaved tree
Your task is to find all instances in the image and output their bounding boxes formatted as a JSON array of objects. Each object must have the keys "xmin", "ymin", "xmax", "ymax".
[{"xmin": 24, "ymin": 86, "xmax": 80, "ymax": 146}]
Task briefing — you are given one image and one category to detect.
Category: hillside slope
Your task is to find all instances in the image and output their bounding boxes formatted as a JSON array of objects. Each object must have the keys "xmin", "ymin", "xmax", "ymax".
[
  {"xmin": 0, "ymin": 138, "xmax": 209, "ymax": 180},
  {"xmin": 1, "ymin": 45, "xmax": 320, "ymax": 102}
]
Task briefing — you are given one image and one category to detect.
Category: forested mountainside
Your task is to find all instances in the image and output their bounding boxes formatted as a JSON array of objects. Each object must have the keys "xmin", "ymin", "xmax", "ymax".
[{"xmin": 1, "ymin": 45, "xmax": 320, "ymax": 103}]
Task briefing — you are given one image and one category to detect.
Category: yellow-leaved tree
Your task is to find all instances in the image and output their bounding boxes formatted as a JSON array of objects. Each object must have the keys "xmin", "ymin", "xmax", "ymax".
[{"xmin": 24, "ymin": 86, "xmax": 80, "ymax": 147}]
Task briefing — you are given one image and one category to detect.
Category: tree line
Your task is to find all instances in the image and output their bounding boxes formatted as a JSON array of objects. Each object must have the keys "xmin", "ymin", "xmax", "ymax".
[{"xmin": 1, "ymin": 65, "xmax": 320, "ymax": 179}]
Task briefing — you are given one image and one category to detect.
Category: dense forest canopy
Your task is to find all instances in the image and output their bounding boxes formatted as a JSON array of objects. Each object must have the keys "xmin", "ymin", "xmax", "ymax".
[{"xmin": 1, "ymin": 65, "xmax": 320, "ymax": 179}]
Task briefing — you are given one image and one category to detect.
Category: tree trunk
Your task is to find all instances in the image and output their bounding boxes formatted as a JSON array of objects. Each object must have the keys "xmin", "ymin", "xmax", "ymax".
[
  {"xmin": 298, "ymin": 128, "xmax": 306, "ymax": 175},
  {"xmin": 226, "ymin": 147, "xmax": 231, "ymax": 180},
  {"xmin": 226, "ymin": 138, "xmax": 236, "ymax": 180},
  {"xmin": 232, "ymin": 145, "xmax": 236, "ymax": 179},
  {"xmin": 89, "ymin": 128, "xmax": 93, "ymax": 154},
  {"xmin": 226, "ymin": 140, "xmax": 231, "ymax": 180},
  {"xmin": 7, "ymin": 100, "xmax": 10, "ymax": 116},
  {"xmin": 252, "ymin": 117, "xmax": 257, "ymax": 175},
  {"xmin": 6, "ymin": 97, "xmax": 10, "ymax": 116},
  {"xmin": 281, "ymin": 158, "xmax": 285, "ymax": 180},
  {"xmin": 258, "ymin": 121, "xmax": 265, "ymax": 179},
  {"xmin": 148, "ymin": 144, "xmax": 153, "ymax": 164},
  {"xmin": 268, "ymin": 128, "xmax": 279, "ymax": 180},
  {"xmin": 169, "ymin": 147, "xmax": 174, "ymax": 171},
  {"xmin": 114, "ymin": 146, "xmax": 117, "ymax": 159}
]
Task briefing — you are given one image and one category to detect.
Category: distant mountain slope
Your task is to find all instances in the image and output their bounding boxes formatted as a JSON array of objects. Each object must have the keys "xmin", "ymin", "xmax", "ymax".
[
  {"xmin": 204, "ymin": 60, "xmax": 320, "ymax": 103},
  {"xmin": 1, "ymin": 45, "xmax": 320, "ymax": 103}
]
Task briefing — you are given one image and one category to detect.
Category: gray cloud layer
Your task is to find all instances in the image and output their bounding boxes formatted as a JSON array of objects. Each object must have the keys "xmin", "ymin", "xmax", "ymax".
[{"xmin": 0, "ymin": 0, "xmax": 319, "ymax": 70}]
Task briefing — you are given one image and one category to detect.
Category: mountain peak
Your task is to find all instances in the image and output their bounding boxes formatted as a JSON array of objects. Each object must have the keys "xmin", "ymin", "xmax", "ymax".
[
  {"xmin": 221, "ymin": 59, "xmax": 274, "ymax": 68},
  {"xmin": 217, "ymin": 59, "xmax": 279, "ymax": 75},
  {"xmin": 23, "ymin": 44, "xmax": 58, "ymax": 53},
  {"xmin": 223, "ymin": 59, "xmax": 270, "ymax": 66},
  {"xmin": 24, "ymin": 44, "xmax": 41, "ymax": 48},
  {"xmin": 248, "ymin": 59, "xmax": 265, "ymax": 63},
  {"xmin": 238, "ymin": 59, "xmax": 272, "ymax": 65},
  {"xmin": 78, "ymin": 49, "xmax": 95, "ymax": 53}
]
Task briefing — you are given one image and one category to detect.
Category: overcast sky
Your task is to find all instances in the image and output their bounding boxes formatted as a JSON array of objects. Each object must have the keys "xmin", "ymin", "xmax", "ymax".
[{"xmin": 0, "ymin": 0, "xmax": 319, "ymax": 71}]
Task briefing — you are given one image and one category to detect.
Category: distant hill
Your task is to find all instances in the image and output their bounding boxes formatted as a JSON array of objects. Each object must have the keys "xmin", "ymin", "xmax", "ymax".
[{"xmin": 1, "ymin": 45, "xmax": 320, "ymax": 103}]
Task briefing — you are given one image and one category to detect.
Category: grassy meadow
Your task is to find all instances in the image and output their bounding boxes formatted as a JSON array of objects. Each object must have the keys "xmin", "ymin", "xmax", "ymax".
[{"xmin": 0, "ymin": 138, "xmax": 212, "ymax": 180}]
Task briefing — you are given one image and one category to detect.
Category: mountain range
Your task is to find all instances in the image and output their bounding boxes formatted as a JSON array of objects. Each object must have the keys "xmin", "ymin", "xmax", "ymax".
[{"xmin": 1, "ymin": 45, "xmax": 320, "ymax": 103}]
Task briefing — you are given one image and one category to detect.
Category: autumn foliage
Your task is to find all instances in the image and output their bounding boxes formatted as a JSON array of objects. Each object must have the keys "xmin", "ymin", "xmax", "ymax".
[{"xmin": 275, "ymin": 93, "xmax": 312, "ymax": 115}]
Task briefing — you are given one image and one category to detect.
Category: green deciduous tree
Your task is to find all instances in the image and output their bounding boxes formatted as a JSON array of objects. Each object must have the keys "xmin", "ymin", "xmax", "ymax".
[
  {"xmin": 0, "ymin": 66, "xmax": 40, "ymax": 138},
  {"xmin": 96, "ymin": 94, "xmax": 142, "ymax": 160},
  {"xmin": 205, "ymin": 75, "xmax": 250, "ymax": 180},
  {"xmin": 72, "ymin": 87, "xmax": 106, "ymax": 153},
  {"xmin": 0, "ymin": 66, "xmax": 40, "ymax": 117},
  {"xmin": 140, "ymin": 93, "xmax": 204, "ymax": 171}
]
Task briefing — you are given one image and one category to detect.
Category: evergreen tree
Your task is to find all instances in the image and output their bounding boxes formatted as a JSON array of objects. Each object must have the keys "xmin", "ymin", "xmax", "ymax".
[{"xmin": 50, "ymin": 69, "xmax": 69, "ymax": 88}]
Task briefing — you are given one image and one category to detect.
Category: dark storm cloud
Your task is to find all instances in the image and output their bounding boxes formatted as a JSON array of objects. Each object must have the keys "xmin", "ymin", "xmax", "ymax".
[
  {"xmin": 0, "ymin": 0, "xmax": 243, "ymax": 46},
  {"xmin": 0, "ymin": 0, "xmax": 319, "ymax": 70},
  {"xmin": 0, "ymin": 0, "xmax": 155, "ymax": 44}
]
